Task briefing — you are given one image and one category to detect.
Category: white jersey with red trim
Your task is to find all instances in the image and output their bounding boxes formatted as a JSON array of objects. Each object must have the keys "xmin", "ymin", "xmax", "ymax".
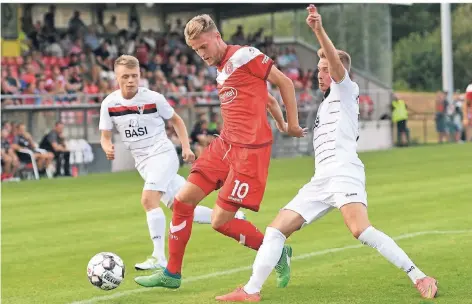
[{"xmin": 99, "ymin": 87, "xmax": 175, "ymax": 166}]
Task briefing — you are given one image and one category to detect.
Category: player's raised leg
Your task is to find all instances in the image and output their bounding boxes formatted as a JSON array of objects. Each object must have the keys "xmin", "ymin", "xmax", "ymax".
[
  {"xmin": 340, "ymin": 203, "xmax": 438, "ymax": 299},
  {"xmin": 211, "ymin": 203, "xmax": 264, "ymax": 251}
]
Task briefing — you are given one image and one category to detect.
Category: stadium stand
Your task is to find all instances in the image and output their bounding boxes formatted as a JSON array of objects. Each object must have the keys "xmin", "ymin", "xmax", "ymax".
[{"xmin": 1, "ymin": 9, "xmax": 316, "ymax": 108}]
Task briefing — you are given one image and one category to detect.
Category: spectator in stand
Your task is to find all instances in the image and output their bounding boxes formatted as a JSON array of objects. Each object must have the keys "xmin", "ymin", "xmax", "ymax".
[
  {"xmin": 105, "ymin": 15, "xmax": 119, "ymax": 35},
  {"xmin": 11, "ymin": 123, "xmax": 53, "ymax": 177},
  {"xmin": 135, "ymin": 39, "xmax": 150, "ymax": 67},
  {"xmin": 98, "ymin": 79, "xmax": 113, "ymax": 95},
  {"xmin": 68, "ymin": 11, "xmax": 87, "ymax": 38},
  {"xmin": 147, "ymin": 54, "xmax": 164, "ymax": 72},
  {"xmin": 45, "ymin": 36, "xmax": 63, "ymax": 57},
  {"xmin": 1, "ymin": 128, "xmax": 20, "ymax": 181},
  {"xmin": 43, "ymin": 5, "xmax": 56, "ymax": 34},
  {"xmin": 60, "ymin": 32, "xmax": 73, "ymax": 55},
  {"xmin": 34, "ymin": 79, "xmax": 48, "ymax": 105},
  {"xmin": 22, "ymin": 82, "xmax": 37, "ymax": 105},
  {"xmin": 231, "ymin": 25, "xmax": 245, "ymax": 45},
  {"xmin": 69, "ymin": 37, "xmax": 83, "ymax": 55},
  {"xmin": 1, "ymin": 69, "xmax": 21, "ymax": 106},
  {"xmin": 84, "ymin": 26, "xmax": 100, "ymax": 51},
  {"xmin": 2, "ymin": 121, "xmax": 15, "ymax": 143},
  {"xmin": 139, "ymin": 67, "xmax": 150, "ymax": 88},
  {"xmin": 83, "ymin": 77, "xmax": 100, "ymax": 102},
  {"xmin": 39, "ymin": 121, "xmax": 71, "ymax": 177},
  {"xmin": 299, "ymin": 81, "xmax": 316, "ymax": 106},
  {"xmin": 21, "ymin": 64, "xmax": 37, "ymax": 89}
]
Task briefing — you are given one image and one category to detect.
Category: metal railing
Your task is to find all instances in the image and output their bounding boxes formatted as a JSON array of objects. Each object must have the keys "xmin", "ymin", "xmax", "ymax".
[{"xmin": 1, "ymin": 89, "xmax": 394, "ymax": 143}]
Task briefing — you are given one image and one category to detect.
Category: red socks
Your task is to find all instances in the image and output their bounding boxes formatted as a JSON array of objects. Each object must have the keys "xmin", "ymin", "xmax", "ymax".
[
  {"xmin": 214, "ymin": 218, "xmax": 264, "ymax": 250},
  {"xmin": 167, "ymin": 199, "xmax": 195, "ymax": 275}
]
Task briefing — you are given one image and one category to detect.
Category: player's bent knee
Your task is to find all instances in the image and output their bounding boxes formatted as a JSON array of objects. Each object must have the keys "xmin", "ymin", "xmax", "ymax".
[
  {"xmin": 175, "ymin": 180, "xmax": 207, "ymax": 206},
  {"xmin": 269, "ymin": 209, "xmax": 305, "ymax": 238},
  {"xmin": 211, "ymin": 203, "xmax": 237, "ymax": 230},
  {"xmin": 340, "ymin": 203, "xmax": 371, "ymax": 239},
  {"xmin": 141, "ymin": 190, "xmax": 163, "ymax": 211},
  {"xmin": 351, "ymin": 226, "xmax": 369, "ymax": 239}
]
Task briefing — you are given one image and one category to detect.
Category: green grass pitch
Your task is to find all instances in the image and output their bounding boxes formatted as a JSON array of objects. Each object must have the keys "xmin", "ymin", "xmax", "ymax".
[{"xmin": 2, "ymin": 143, "xmax": 471, "ymax": 304}]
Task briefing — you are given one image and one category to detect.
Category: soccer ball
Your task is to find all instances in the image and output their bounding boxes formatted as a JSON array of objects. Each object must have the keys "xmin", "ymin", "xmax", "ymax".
[{"xmin": 87, "ymin": 252, "xmax": 125, "ymax": 290}]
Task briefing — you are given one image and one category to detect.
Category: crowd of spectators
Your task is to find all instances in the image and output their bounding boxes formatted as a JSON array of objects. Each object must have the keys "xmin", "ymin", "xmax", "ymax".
[{"xmin": 2, "ymin": 6, "xmax": 316, "ymax": 108}]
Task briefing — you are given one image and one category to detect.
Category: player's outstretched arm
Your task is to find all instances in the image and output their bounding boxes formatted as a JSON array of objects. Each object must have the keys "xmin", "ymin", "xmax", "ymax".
[
  {"xmin": 169, "ymin": 113, "xmax": 196, "ymax": 163},
  {"xmin": 306, "ymin": 4, "xmax": 345, "ymax": 83},
  {"xmin": 267, "ymin": 65, "xmax": 307, "ymax": 138},
  {"xmin": 100, "ymin": 130, "xmax": 115, "ymax": 160},
  {"xmin": 267, "ymin": 93, "xmax": 287, "ymax": 133}
]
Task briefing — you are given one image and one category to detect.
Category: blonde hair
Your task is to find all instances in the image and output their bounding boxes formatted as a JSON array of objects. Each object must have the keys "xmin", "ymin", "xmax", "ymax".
[
  {"xmin": 184, "ymin": 14, "xmax": 218, "ymax": 44},
  {"xmin": 317, "ymin": 48, "xmax": 351, "ymax": 71},
  {"xmin": 114, "ymin": 55, "xmax": 140, "ymax": 70}
]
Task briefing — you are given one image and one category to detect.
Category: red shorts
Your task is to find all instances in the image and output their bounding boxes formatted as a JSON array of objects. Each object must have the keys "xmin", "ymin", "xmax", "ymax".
[{"xmin": 188, "ymin": 137, "xmax": 271, "ymax": 212}]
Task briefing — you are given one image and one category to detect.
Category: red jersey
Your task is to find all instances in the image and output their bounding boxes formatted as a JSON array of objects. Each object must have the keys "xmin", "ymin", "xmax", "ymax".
[{"xmin": 216, "ymin": 45, "xmax": 274, "ymax": 148}]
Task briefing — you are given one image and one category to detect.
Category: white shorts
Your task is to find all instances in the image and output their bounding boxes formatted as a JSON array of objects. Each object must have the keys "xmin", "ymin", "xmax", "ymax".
[
  {"xmin": 136, "ymin": 148, "xmax": 180, "ymax": 198},
  {"xmin": 283, "ymin": 174, "xmax": 367, "ymax": 227}
]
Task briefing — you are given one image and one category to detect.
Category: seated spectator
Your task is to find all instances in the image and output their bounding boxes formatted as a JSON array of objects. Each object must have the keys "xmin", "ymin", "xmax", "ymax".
[
  {"xmin": 147, "ymin": 54, "xmax": 163, "ymax": 72},
  {"xmin": 2, "ymin": 121, "xmax": 15, "ymax": 143},
  {"xmin": 11, "ymin": 123, "xmax": 54, "ymax": 177},
  {"xmin": 1, "ymin": 128, "xmax": 20, "ymax": 181},
  {"xmin": 45, "ymin": 36, "xmax": 64, "ymax": 57},
  {"xmin": 39, "ymin": 121, "xmax": 71, "ymax": 177}
]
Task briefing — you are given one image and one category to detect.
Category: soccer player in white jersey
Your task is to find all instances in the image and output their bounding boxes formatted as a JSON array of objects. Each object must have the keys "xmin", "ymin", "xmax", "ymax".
[
  {"xmin": 216, "ymin": 5, "xmax": 438, "ymax": 302},
  {"xmin": 99, "ymin": 55, "xmax": 244, "ymax": 270}
]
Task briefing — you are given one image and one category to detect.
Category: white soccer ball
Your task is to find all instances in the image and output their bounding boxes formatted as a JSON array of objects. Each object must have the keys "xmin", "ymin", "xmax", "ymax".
[{"xmin": 87, "ymin": 252, "xmax": 125, "ymax": 290}]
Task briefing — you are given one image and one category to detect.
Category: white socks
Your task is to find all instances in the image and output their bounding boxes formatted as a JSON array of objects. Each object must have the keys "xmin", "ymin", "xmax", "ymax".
[
  {"xmin": 146, "ymin": 208, "xmax": 167, "ymax": 265},
  {"xmin": 358, "ymin": 226, "xmax": 426, "ymax": 283},
  {"xmin": 244, "ymin": 227, "xmax": 286, "ymax": 294},
  {"xmin": 193, "ymin": 206, "xmax": 213, "ymax": 224}
]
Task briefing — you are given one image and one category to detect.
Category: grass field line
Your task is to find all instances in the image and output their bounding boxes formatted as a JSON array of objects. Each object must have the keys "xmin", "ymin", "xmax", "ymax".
[{"xmin": 70, "ymin": 229, "xmax": 472, "ymax": 304}]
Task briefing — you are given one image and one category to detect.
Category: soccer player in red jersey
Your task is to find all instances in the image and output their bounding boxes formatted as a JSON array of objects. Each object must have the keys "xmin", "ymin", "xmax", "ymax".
[{"xmin": 135, "ymin": 14, "xmax": 307, "ymax": 289}]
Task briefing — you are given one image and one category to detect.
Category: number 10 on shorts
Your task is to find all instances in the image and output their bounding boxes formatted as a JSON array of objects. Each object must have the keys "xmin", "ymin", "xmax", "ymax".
[{"xmin": 231, "ymin": 180, "xmax": 249, "ymax": 199}]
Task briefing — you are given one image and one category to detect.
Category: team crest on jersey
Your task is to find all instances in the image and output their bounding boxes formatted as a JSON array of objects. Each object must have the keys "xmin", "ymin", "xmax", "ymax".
[
  {"xmin": 225, "ymin": 61, "xmax": 234, "ymax": 75},
  {"xmin": 129, "ymin": 119, "xmax": 139, "ymax": 128},
  {"xmin": 137, "ymin": 105, "xmax": 144, "ymax": 115},
  {"xmin": 313, "ymin": 115, "xmax": 320, "ymax": 129}
]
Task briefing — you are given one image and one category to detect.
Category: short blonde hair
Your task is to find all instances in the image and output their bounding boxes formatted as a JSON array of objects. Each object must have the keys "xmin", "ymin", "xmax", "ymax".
[
  {"xmin": 184, "ymin": 14, "xmax": 218, "ymax": 44},
  {"xmin": 114, "ymin": 55, "xmax": 139, "ymax": 70},
  {"xmin": 317, "ymin": 48, "xmax": 351, "ymax": 71}
]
